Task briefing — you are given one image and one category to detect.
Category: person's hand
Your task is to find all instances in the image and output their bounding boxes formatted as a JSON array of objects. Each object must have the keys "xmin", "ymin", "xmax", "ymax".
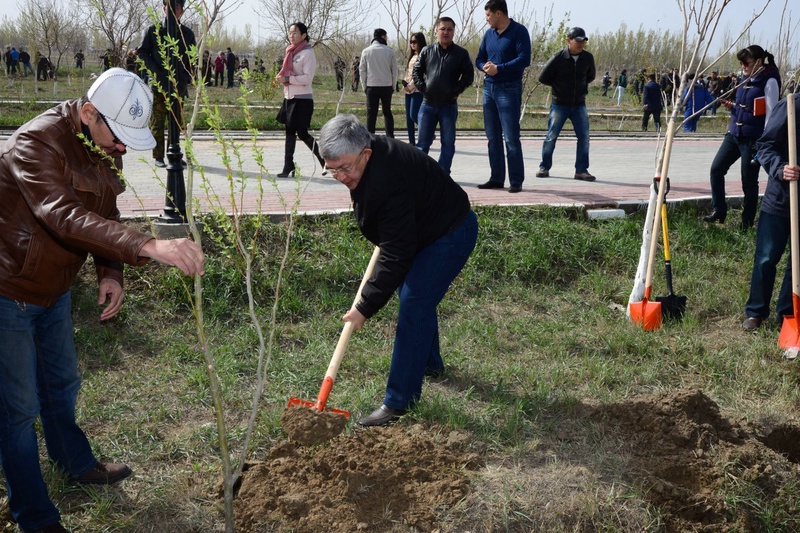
[
  {"xmin": 343, "ymin": 307, "xmax": 367, "ymax": 331},
  {"xmin": 139, "ymin": 238, "xmax": 205, "ymax": 276},
  {"xmin": 784, "ymin": 164, "xmax": 800, "ymax": 182},
  {"xmin": 482, "ymin": 61, "xmax": 498, "ymax": 77},
  {"xmin": 721, "ymin": 100, "xmax": 733, "ymax": 110},
  {"xmin": 98, "ymin": 278, "xmax": 125, "ymax": 321}
]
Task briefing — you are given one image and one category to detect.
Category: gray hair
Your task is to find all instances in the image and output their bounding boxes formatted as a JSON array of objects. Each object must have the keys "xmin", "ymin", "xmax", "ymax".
[{"xmin": 318, "ymin": 114, "xmax": 371, "ymax": 160}]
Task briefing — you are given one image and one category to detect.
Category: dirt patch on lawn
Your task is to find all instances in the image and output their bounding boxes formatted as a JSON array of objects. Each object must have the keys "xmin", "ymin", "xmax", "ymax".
[
  {"xmin": 234, "ymin": 423, "xmax": 482, "ymax": 532},
  {"xmin": 232, "ymin": 390, "xmax": 800, "ymax": 532},
  {"xmin": 583, "ymin": 389, "xmax": 800, "ymax": 532}
]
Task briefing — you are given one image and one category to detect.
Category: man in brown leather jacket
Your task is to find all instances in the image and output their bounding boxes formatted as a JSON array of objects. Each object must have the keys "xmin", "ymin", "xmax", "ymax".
[{"xmin": 0, "ymin": 68, "xmax": 205, "ymax": 533}]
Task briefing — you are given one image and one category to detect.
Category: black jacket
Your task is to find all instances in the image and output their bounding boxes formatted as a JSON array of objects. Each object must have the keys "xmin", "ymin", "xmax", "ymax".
[
  {"xmin": 412, "ymin": 43, "xmax": 474, "ymax": 105},
  {"xmin": 138, "ymin": 20, "xmax": 197, "ymax": 97},
  {"xmin": 538, "ymin": 48, "xmax": 596, "ymax": 106},
  {"xmin": 351, "ymin": 136, "xmax": 470, "ymax": 318}
]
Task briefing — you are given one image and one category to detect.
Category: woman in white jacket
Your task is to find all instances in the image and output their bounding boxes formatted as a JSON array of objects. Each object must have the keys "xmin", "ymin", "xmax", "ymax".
[{"xmin": 275, "ymin": 22, "xmax": 325, "ymax": 177}]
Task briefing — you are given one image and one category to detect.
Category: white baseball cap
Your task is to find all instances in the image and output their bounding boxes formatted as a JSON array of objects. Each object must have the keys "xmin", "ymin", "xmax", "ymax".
[{"xmin": 87, "ymin": 67, "xmax": 156, "ymax": 151}]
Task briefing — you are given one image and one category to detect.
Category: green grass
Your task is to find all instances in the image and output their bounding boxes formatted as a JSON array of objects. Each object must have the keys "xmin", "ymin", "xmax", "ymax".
[
  {"xmin": 0, "ymin": 69, "xmax": 730, "ymax": 133},
  {"xmin": 2, "ymin": 204, "xmax": 799, "ymax": 531}
]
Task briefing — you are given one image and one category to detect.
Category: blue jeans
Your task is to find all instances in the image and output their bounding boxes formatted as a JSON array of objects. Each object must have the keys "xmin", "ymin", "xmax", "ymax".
[
  {"xmin": 745, "ymin": 210, "xmax": 793, "ymax": 320},
  {"xmin": 416, "ymin": 102, "xmax": 458, "ymax": 172},
  {"xmin": 384, "ymin": 211, "xmax": 478, "ymax": 410},
  {"xmin": 539, "ymin": 103, "xmax": 590, "ymax": 173},
  {"xmin": 483, "ymin": 80, "xmax": 524, "ymax": 187},
  {"xmin": 709, "ymin": 132, "xmax": 760, "ymax": 225},
  {"xmin": 405, "ymin": 92, "xmax": 423, "ymax": 145},
  {"xmin": 0, "ymin": 292, "xmax": 98, "ymax": 530}
]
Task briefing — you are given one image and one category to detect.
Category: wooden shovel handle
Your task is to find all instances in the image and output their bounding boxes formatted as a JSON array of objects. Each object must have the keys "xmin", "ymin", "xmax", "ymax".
[
  {"xmin": 322, "ymin": 246, "xmax": 381, "ymax": 382},
  {"xmin": 788, "ymin": 94, "xmax": 799, "ymax": 309}
]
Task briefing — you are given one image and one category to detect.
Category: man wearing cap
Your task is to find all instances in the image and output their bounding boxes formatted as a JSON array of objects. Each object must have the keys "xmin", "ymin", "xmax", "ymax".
[
  {"xmin": 0, "ymin": 68, "xmax": 205, "ymax": 533},
  {"xmin": 536, "ymin": 26, "xmax": 597, "ymax": 181},
  {"xmin": 137, "ymin": 0, "xmax": 197, "ymax": 168},
  {"xmin": 359, "ymin": 28, "xmax": 398, "ymax": 137},
  {"xmin": 475, "ymin": 0, "xmax": 531, "ymax": 193}
]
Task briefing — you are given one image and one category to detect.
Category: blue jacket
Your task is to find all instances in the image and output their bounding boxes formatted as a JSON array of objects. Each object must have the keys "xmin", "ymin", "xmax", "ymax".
[
  {"xmin": 475, "ymin": 19, "xmax": 531, "ymax": 85},
  {"xmin": 756, "ymin": 96, "xmax": 800, "ymax": 218},
  {"xmin": 729, "ymin": 65, "xmax": 781, "ymax": 138},
  {"xmin": 683, "ymin": 82, "xmax": 713, "ymax": 118}
]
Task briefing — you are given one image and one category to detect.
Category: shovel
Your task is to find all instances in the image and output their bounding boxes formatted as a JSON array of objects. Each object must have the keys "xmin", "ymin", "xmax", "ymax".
[
  {"xmin": 287, "ymin": 246, "xmax": 381, "ymax": 418},
  {"xmin": 655, "ymin": 203, "xmax": 687, "ymax": 320},
  {"xmin": 778, "ymin": 93, "xmax": 799, "ymax": 356},
  {"xmin": 630, "ymin": 119, "xmax": 678, "ymax": 331}
]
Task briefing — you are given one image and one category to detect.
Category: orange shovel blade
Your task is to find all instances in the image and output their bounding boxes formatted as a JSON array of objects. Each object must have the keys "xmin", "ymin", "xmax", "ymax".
[
  {"xmin": 286, "ymin": 397, "xmax": 350, "ymax": 419},
  {"xmin": 629, "ymin": 299, "xmax": 663, "ymax": 331},
  {"xmin": 778, "ymin": 316, "xmax": 800, "ymax": 352}
]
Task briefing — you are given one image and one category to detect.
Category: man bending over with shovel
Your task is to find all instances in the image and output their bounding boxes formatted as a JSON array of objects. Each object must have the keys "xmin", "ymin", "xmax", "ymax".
[
  {"xmin": 317, "ymin": 114, "xmax": 478, "ymax": 426},
  {"xmin": 742, "ymin": 94, "xmax": 800, "ymax": 332}
]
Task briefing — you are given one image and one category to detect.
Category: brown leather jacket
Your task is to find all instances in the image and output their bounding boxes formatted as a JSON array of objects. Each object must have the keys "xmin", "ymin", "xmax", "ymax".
[{"xmin": 0, "ymin": 99, "xmax": 153, "ymax": 306}]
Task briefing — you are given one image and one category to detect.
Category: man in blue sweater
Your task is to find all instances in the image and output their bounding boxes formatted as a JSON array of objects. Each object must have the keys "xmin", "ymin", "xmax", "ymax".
[{"xmin": 475, "ymin": 0, "xmax": 531, "ymax": 193}]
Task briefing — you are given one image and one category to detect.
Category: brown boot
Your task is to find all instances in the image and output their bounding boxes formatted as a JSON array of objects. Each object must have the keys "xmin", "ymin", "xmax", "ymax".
[{"xmin": 72, "ymin": 462, "xmax": 132, "ymax": 485}]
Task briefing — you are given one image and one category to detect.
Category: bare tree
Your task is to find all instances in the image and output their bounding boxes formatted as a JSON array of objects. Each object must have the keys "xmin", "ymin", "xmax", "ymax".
[
  {"xmin": 77, "ymin": 0, "xmax": 157, "ymax": 67},
  {"xmin": 379, "ymin": 0, "xmax": 424, "ymax": 57},
  {"xmin": 628, "ymin": 0, "xmax": 772, "ymax": 315},
  {"xmin": 19, "ymin": 0, "xmax": 81, "ymax": 79},
  {"xmin": 772, "ymin": 0, "xmax": 799, "ymax": 93},
  {"xmin": 256, "ymin": 0, "xmax": 366, "ymax": 48}
]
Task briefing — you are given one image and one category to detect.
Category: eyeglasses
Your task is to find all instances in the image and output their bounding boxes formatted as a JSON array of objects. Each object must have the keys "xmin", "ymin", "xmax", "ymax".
[
  {"xmin": 98, "ymin": 113, "xmax": 124, "ymax": 146},
  {"xmin": 326, "ymin": 150, "xmax": 365, "ymax": 177},
  {"xmin": 410, "ymin": 40, "xmax": 417, "ymax": 44}
]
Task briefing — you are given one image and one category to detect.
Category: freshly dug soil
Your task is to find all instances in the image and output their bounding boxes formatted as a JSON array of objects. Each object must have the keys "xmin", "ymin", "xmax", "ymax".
[
  {"xmin": 234, "ymin": 390, "xmax": 800, "ymax": 532},
  {"xmin": 281, "ymin": 404, "xmax": 348, "ymax": 446},
  {"xmin": 234, "ymin": 424, "xmax": 482, "ymax": 532}
]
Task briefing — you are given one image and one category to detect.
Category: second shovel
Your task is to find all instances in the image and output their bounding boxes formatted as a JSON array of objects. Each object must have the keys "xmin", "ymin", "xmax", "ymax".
[{"xmin": 655, "ymin": 203, "xmax": 687, "ymax": 320}]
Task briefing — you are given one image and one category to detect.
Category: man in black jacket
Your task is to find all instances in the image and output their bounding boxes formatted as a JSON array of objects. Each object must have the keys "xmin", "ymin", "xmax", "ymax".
[
  {"xmin": 536, "ymin": 26, "xmax": 596, "ymax": 181},
  {"xmin": 226, "ymin": 47, "xmax": 237, "ymax": 88},
  {"xmin": 412, "ymin": 17, "xmax": 474, "ymax": 172},
  {"xmin": 317, "ymin": 114, "xmax": 478, "ymax": 427},
  {"xmin": 137, "ymin": 0, "xmax": 196, "ymax": 167}
]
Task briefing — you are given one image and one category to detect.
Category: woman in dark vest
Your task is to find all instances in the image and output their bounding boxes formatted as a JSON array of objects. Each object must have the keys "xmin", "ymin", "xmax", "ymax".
[{"xmin": 705, "ymin": 45, "xmax": 781, "ymax": 228}]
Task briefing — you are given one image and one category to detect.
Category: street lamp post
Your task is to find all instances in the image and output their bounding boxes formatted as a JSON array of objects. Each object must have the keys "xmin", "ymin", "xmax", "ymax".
[{"xmin": 160, "ymin": 0, "xmax": 187, "ymax": 223}]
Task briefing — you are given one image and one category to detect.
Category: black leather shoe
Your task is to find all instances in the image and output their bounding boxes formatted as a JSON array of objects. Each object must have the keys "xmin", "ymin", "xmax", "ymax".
[
  {"xmin": 358, "ymin": 405, "xmax": 406, "ymax": 427},
  {"xmin": 72, "ymin": 462, "xmax": 132, "ymax": 485},
  {"xmin": 741, "ymin": 317, "xmax": 763, "ymax": 332},
  {"xmin": 276, "ymin": 169, "xmax": 295, "ymax": 178},
  {"xmin": 703, "ymin": 211, "xmax": 726, "ymax": 223},
  {"xmin": 509, "ymin": 185, "xmax": 522, "ymax": 193},
  {"xmin": 477, "ymin": 180, "xmax": 504, "ymax": 190}
]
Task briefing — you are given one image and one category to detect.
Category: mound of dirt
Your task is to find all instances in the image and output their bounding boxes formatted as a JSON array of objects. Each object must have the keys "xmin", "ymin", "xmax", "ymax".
[
  {"xmin": 233, "ymin": 390, "xmax": 800, "ymax": 532},
  {"xmin": 281, "ymin": 404, "xmax": 348, "ymax": 446},
  {"xmin": 234, "ymin": 424, "xmax": 483, "ymax": 532},
  {"xmin": 586, "ymin": 389, "xmax": 800, "ymax": 532}
]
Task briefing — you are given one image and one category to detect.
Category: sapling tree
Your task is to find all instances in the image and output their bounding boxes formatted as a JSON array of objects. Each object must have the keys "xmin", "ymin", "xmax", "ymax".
[
  {"xmin": 627, "ymin": 0, "xmax": 771, "ymax": 314},
  {"xmin": 98, "ymin": 0, "xmax": 300, "ymax": 530}
]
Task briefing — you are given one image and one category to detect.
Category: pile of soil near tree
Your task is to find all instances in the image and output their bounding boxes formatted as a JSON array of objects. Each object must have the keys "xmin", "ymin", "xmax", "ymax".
[{"xmin": 233, "ymin": 390, "xmax": 800, "ymax": 532}]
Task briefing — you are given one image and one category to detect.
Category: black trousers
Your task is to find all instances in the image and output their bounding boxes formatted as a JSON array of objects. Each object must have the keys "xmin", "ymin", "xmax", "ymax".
[{"xmin": 365, "ymin": 86, "xmax": 394, "ymax": 137}]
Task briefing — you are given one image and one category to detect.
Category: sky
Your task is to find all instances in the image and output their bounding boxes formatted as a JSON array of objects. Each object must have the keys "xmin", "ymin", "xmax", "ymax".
[
  {"xmin": 216, "ymin": 0, "xmax": 792, "ymax": 45},
  {"xmin": 5, "ymin": 0, "xmax": 795, "ymax": 54}
]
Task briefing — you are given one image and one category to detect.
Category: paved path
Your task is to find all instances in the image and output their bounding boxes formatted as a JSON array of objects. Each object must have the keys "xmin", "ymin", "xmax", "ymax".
[{"xmin": 52, "ymin": 132, "xmax": 773, "ymax": 218}]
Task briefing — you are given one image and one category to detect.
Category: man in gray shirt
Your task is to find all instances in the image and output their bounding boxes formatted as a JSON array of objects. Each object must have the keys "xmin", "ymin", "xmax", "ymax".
[{"xmin": 360, "ymin": 28, "xmax": 398, "ymax": 137}]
